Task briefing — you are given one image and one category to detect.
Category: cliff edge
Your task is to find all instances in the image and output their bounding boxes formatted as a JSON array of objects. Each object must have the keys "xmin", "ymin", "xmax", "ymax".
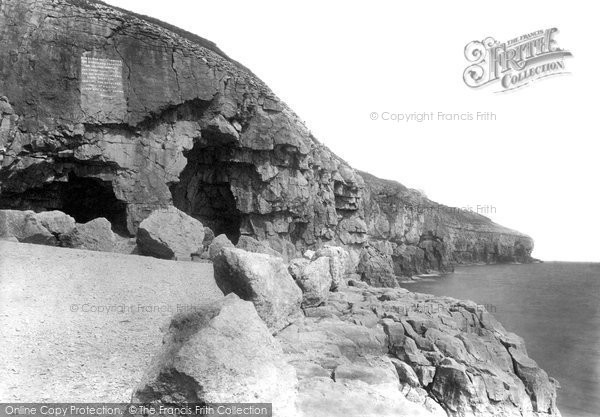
[{"xmin": 0, "ymin": 0, "xmax": 532, "ymax": 284}]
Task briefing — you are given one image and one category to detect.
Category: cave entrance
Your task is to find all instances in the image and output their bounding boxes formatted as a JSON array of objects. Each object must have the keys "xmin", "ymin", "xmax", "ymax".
[
  {"xmin": 170, "ymin": 140, "xmax": 242, "ymax": 244},
  {"xmin": 59, "ymin": 174, "xmax": 129, "ymax": 235},
  {"xmin": 0, "ymin": 172, "xmax": 129, "ymax": 236}
]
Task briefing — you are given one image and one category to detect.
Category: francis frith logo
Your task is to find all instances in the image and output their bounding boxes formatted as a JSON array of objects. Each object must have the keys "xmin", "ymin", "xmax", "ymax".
[{"xmin": 463, "ymin": 28, "xmax": 572, "ymax": 92}]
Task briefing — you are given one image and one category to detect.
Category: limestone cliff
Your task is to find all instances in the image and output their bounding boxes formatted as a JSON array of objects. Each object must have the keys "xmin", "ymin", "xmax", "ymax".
[{"xmin": 0, "ymin": 0, "xmax": 532, "ymax": 281}]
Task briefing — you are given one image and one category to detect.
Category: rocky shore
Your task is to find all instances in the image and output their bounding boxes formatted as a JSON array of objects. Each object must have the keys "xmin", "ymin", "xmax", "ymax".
[
  {"xmin": 128, "ymin": 235, "xmax": 560, "ymax": 417},
  {"xmin": 1, "ymin": 207, "xmax": 562, "ymax": 416},
  {"xmin": 0, "ymin": 1, "xmax": 559, "ymax": 415}
]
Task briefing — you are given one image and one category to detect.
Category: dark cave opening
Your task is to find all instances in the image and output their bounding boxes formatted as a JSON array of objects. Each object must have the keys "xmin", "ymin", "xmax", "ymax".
[
  {"xmin": 0, "ymin": 173, "xmax": 130, "ymax": 236},
  {"xmin": 60, "ymin": 174, "xmax": 129, "ymax": 235},
  {"xmin": 170, "ymin": 139, "xmax": 243, "ymax": 244}
]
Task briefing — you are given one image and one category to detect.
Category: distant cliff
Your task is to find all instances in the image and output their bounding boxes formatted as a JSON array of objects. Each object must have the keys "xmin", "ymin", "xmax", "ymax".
[{"xmin": 0, "ymin": 0, "xmax": 532, "ymax": 282}]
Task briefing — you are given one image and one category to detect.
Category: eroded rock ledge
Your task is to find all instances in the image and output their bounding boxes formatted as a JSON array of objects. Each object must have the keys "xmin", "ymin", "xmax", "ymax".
[
  {"xmin": 0, "ymin": 0, "xmax": 533, "ymax": 284},
  {"xmin": 133, "ymin": 246, "xmax": 560, "ymax": 417}
]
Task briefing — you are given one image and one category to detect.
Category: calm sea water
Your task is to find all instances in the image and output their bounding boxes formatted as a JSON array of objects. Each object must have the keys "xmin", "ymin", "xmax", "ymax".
[{"xmin": 400, "ymin": 262, "xmax": 600, "ymax": 417}]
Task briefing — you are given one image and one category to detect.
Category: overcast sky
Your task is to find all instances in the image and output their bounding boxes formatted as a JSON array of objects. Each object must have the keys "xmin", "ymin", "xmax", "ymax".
[{"xmin": 105, "ymin": 0, "xmax": 599, "ymax": 262}]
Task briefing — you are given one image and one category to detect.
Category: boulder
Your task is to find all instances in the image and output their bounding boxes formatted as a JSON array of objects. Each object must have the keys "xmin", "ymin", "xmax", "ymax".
[
  {"xmin": 236, "ymin": 235, "xmax": 283, "ymax": 258},
  {"xmin": 0, "ymin": 210, "xmax": 56, "ymax": 245},
  {"xmin": 36, "ymin": 211, "xmax": 76, "ymax": 237},
  {"xmin": 289, "ymin": 256, "xmax": 333, "ymax": 307},
  {"xmin": 133, "ymin": 293, "xmax": 299, "ymax": 416},
  {"xmin": 213, "ymin": 248, "xmax": 302, "ymax": 331},
  {"xmin": 136, "ymin": 207, "xmax": 205, "ymax": 260},
  {"xmin": 68, "ymin": 218, "xmax": 116, "ymax": 252},
  {"xmin": 208, "ymin": 234, "xmax": 235, "ymax": 260}
]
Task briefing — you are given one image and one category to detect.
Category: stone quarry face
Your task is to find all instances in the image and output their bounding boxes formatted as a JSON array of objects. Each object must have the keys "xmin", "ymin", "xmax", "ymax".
[{"xmin": 0, "ymin": 0, "xmax": 533, "ymax": 281}]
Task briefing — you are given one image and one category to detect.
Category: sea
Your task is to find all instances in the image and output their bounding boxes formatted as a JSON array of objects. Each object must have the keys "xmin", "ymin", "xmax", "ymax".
[{"xmin": 400, "ymin": 262, "xmax": 600, "ymax": 417}]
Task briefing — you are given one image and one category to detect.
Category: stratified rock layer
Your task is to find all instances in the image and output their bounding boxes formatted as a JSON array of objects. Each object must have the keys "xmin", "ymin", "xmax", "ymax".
[{"xmin": 0, "ymin": 0, "xmax": 533, "ymax": 282}]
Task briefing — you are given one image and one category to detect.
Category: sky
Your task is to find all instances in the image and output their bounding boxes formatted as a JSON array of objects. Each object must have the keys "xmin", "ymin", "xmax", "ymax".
[{"xmin": 105, "ymin": 0, "xmax": 599, "ymax": 262}]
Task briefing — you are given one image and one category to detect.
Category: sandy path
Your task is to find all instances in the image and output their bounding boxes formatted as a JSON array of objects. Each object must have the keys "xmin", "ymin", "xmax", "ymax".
[{"xmin": 0, "ymin": 241, "xmax": 223, "ymax": 401}]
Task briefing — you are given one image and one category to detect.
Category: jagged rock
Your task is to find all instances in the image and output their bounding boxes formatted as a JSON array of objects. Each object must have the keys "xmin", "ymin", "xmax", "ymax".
[
  {"xmin": 281, "ymin": 323, "xmax": 443, "ymax": 417},
  {"xmin": 133, "ymin": 293, "xmax": 299, "ymax": 416},
  {"xmin": 276, "ymin": 284, "xmax": 560, "ymax": 417},
  {"xmin": 236, "ymin": 235, "xmax": 282, "ymax": 258},
  {"xmin": 289, "ymin": 256, "xmax": 333, "ymax": 307},
  {"xmin": 391, "ymin": 358, "xmax": 420, "ymax": 387},
  {"xmin": 136, "ymin": 207, "xmax": 205, "ymax": 260},
  {"xmin": 0, "ymin": 210, "xmax": 56, "ymax": 245},
  {"xmin": 68, "ymin": 218, "xmax": 116, "ymax": 252},
  {"xmin": 509, "ymin": 347, "xmax": 559, "ymax": 414},
  {"xmin": 415, "ymin": 365, "xmax": 436, "ymax": 387},
  {"xmin": 430, "ymin": 358, "xmax": 482, "ymax": 414},
  {"xmin": 213, "ymin": 248, "xmax": 302, "ymax": 331},
  {"xmin": 357, "ymin": 245, "xmax": 397, "ymax": 287},
  {"xmin": 208, "ymin": 234, "xmax": 235, "ymax": 260}
]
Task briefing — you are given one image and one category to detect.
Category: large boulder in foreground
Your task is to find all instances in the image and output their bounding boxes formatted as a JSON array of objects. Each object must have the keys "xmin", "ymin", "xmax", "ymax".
[
  {"xmin": 213, "ymin": 248, "xmax": 302, "ymax": 331},
  {"xmin": 136, "ymin": 207, "xmax": 205, "ymax": 260},
  {"xmin": 133, "ymin": 293, "xmax": 298, "ymax": 416}
]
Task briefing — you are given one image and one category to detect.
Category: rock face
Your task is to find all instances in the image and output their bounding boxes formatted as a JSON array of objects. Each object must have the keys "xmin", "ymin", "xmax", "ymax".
[
  {"xmin": 0, "ymin": 0, "xmax": 533, "ymax": 283},
  {"xmin": 213, "ymin": 247, "xmax": 302, "ymax": 331},
  {"xmin": 277, "ymin": 285, "xmax": 561, "ymax": 417},
  {"xmin": 133, "ymin": 293, "xmax": 299, "ymax": 416},
  {"xmin": 136, "ymin": 206, "xmax": 205, "ymax": 260}
]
